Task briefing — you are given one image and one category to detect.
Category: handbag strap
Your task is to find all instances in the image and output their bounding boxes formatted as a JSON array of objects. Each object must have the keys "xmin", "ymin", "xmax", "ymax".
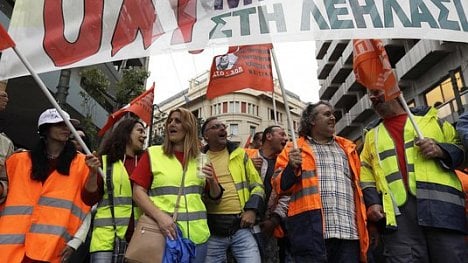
[
  {"xmin": 105, "ymin": 159, "xmax": 118, "ymax": 236},
  {"xmin": 172, "ymin": 166, "xmax": 187, "ymax": 222}
]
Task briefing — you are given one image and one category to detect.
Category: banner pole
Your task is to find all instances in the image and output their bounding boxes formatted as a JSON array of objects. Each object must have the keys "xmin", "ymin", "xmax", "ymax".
[
  {"xmin": 147, "ymin": 104, "xmax": 156, "ymax": 146},
  {"xmin": 270, "ymin": 46, "xmax": 298, "ymax": 149},
  {"xmin": 398, "ymin": 94, "xmax": 424, "ymax": 139},
  {"xmin": 272, "ymin": 89, "xmax": 278, "ymax": 125},
  {"xmin": 11, "ymin": 45, "xmax": 104, "ymax": 176}
]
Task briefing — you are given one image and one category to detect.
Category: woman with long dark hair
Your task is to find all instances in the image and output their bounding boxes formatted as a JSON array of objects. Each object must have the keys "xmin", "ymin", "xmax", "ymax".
[
  {"xmin": 86, "ymin": 118, "xmax": 147, "ymax": 262},
  {"xmin": 0, "ymin": 108, "xmax": 101, "ymax": 263}
]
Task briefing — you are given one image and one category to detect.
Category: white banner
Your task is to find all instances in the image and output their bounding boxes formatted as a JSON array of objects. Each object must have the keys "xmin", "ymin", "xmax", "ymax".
[{"xmin": 1, "ymin": 0, "xmax": 468, "ymax": 79}]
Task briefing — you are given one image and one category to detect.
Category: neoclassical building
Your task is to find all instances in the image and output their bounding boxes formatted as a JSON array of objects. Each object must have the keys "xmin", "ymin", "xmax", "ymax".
[{"xmin": 153, "ymin": 71, "xmax": 307, "ymax": 146}]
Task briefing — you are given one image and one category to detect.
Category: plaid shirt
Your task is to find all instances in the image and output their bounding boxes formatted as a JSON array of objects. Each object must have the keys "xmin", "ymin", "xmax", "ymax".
[{"xmin": 309, "ymin": 137, "xmax": 359, "ymax": 240}]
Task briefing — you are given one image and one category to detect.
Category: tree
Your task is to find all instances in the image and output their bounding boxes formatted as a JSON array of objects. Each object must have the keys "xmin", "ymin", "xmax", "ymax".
[
  {"xmin": 80, "ymin": 67, "xmax": 115, "ymax": 112},
  {"xmin": 115, "ymin": 67, "xmax": 150, "ymax": 107},
  {"xmin": 79, "ymin": 65, "xmax": 150, "ymax": 146}
]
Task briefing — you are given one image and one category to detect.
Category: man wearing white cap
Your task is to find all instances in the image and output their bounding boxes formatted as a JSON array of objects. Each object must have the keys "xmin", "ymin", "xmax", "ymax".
[{"xmin": 0, "ymin": 108, "xmax": 101, "ymax": 263}]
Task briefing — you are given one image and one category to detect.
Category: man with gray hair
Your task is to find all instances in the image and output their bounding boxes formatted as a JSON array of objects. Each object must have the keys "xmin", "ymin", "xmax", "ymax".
[{"xmin": 272, "ymin": 101, "xmax": 368, "ymax": 262}]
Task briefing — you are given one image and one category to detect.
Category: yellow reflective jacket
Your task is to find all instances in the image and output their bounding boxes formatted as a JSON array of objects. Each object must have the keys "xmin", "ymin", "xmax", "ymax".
[{"xmin": 360, "ymin": 107, "xmax": 465, "ymax": 232}]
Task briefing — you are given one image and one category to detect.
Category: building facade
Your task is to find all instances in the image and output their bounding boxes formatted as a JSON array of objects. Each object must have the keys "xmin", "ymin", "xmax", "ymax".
[
  {"xmin": 316, "ymin": 39, "xmax": 468, "ymax": 144},
  {"xmin": 153, "ymin": 71, "xmax": 306, "ymax": 146}
]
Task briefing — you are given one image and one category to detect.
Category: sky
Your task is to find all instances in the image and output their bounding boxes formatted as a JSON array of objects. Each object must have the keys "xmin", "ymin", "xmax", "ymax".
[{"xmin": 147, "ymin": 41, "xmax": 320, "ymax": 104}]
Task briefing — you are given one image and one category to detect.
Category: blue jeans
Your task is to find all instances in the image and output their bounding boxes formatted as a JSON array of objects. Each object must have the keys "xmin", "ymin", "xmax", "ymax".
[
  {"xmin": 206, "ymin": 228, "xmax": 261, "ymax": 263},
  {"xmin": 90, "ymin": 251, "xmax": 112, "ymax": 263},
  {"xmin": 193, "ymin": 242, "xmax": 208, "ymax": 263}
]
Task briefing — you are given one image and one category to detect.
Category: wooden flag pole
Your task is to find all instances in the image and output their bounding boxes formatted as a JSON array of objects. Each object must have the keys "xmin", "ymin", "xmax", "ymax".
[{"xmin": 270, "ymin": 46, "xmax": 298, "ymax": 149}]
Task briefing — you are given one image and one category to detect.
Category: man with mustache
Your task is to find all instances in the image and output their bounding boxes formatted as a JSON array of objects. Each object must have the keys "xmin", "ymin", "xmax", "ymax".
[
  {"xmin": 360, "ymin": 89, "xmax": 466, "ymax": 262},
  {"xmin": 201, "ymin": 117, "xmax": 264, "ymax": 263},
  {"xmin": 272, "ymin": 101, "xmax": 368, "ymax": 262}
]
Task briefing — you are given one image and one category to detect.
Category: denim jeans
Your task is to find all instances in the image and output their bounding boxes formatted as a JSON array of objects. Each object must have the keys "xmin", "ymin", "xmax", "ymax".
[
  {"xmin": 90, "ymin": 251, "xmax": 112, "ymax": 263},
  {"xmin": 193, "ymin": 242, "xmax": 208, "ymax": 263},
  {"xmin": 205, "ymin": 228, "xmax": 261, "ymax": 263}
]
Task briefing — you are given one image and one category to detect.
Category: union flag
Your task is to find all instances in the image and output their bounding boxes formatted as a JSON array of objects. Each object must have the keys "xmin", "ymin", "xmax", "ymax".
[
  {"xmin": 99, "ymin": 83, "xmax": 155, "ymax": 136},
  {"xmin": 0, "ymin": 24, "xmax": 15, "ymax": 51},
  {"xmin": 353, "ymin": 39, "xmax": 400, "ymax": 101},
  {"xmin": 206, "ymin": 44, "xmax": 274, "ymax": 99}
]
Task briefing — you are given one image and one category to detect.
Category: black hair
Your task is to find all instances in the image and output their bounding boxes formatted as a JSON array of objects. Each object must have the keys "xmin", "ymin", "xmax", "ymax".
[
  {"xmin": 31, "ymin": 123, "xmax": 77, "ymax": 182},
  {"xmin": 98, "ymin": 118, "xmax": 144, "ymax": 164},
  {"xmin": 262, "ymin": 125, "xmax": 281, "ymax": 144},
  {"xmin": 201, "ymin": 116, "xmax": 218, "ymax": 137},
  {"xmin": 298, "ymin": 101, "xmax": 333, "ymax": 137}
]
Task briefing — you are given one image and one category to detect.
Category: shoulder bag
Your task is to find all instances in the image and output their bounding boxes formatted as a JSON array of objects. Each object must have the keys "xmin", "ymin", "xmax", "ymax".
[{"xmin": 125, "ymin": 167, "xmax": 189, "ymax": 263}]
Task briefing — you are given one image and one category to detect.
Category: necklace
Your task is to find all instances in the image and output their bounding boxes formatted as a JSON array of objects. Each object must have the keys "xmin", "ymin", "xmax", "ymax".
[{"xmin": 46, "ymin": 152, "xmax": 59, "ymax": 160}]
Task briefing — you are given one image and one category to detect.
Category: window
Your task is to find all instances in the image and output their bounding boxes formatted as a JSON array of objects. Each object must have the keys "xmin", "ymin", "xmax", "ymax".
[
  {"xmin": 212, "ymin": 104, "xmax": 222, "ymax": 115},
  {"xmin": 424, "ymin": 70, "xmax": 464, "ymax": 107},
  {"xmin": 241, "ymin": 102, "xmax": 246, "ymax": 113},
  {"xmin": 250, "ymin": 126, "xmax": 256, "ymax": 136},
  {"xmin": 229, "ymin": 101, "xmax": 240, "ymax": 113},
  {"xmin": 230, "ymin": 124, "xmax": 239, "ymax": 136},
  {"xmin": 248, "ymin": 103, "xmax": 254, "ymax": 115},
  {"xmin": 223, "ymin": 102, "xmax": 228, "ymax": 113},
  {"xmin": 270, "ymin": 109, "xmax": 275, "ymax": 120}
]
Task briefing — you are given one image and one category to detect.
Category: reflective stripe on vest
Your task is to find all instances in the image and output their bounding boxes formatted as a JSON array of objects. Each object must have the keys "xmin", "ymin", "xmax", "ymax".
[
  {"xmin": 0, "ymin": 206, "xmax": 33, "ymax": 216},
  {"xmin": 90, "ymin": 157, "xmax": 137, "ymax": 252},
  {"xmin": 290, "ymin": 185, "xmax": 319, "ymax": 202},
  {"xmin": 375, "ymin": 126, "xmax": 415, "ymax": 205},
  {"xmin": 149, "ymin": 185, "xmax": 204, "ymax": 196},
  {"xmin": 418, "ymin": 189, "xmax": 464, "ymax": 207},
  {"xmin": 30, "ymin": 224, "xmax": 72, "ymax": 241},
  {"xmin": 0, "ymin": 234, "xmax": 25, "ymax": 244},
  {"xmin": 39, "ymin": 196, "xmax": 87, "ymax": 221},
  {"xmin": 147, "ymin": 146, "xmax": 210, "ymax": 245},
  {"xmin": 0, "ymin": 152, "xmax": 91, "ymax": 262},
  {"xmin": 97, "ymin": 197, "xmax": 133, "ymax": 208},
  {"xmin": 93, "ymin": 217, "xmax": 131, "ymax": 227}
]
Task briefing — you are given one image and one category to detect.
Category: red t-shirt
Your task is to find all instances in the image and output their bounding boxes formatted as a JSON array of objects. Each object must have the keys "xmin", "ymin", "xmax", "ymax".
[
  {"xmin": 383, "ymin": 113, "xmax": 409, "ymax": 187},
  {"xmin": 81, "ymin": 155, "xmax": 140, "ymax": 205},
  {"xmin": 131, "ymin": 150, "xmax": 185, "ymax": 189}
]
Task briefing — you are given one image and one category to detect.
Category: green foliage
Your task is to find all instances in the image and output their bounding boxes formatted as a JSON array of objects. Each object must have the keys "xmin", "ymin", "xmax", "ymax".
[
  {"xmin": 115, "ymin": 67, "xmax": 150, "ymax": 107},
  {"xmin": 78, "ymin": 90, "xmax": 98, "ymax": 150},
  {"xmin": 80, "ymin": 67, "xmax": 114, "ymax": 112}
]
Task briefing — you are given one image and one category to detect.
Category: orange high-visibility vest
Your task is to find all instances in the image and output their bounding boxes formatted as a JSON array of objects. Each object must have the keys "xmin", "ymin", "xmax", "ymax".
[
  {"xmin": 245, "ymin": 148, "xmax": 259, "ymax": 158},
  {"xmin": 0, "ymin": 152, "xmax": 91, "ymax": 263},
  {"xmin": 455, "ymin": 169, "xmax": 468, "ymax": 217},
  {"xmin": 274, "ymin": 136, "xmax": 369, "ymax": 262}
]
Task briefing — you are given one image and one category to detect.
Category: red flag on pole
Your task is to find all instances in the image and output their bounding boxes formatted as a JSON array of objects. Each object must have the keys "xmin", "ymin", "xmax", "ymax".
[
  {"xmin": 206, "ymin": 44, "xmax": 274, "ymax": 99},
  {"xmin": 353, "ymin": 39, "xmax": 400, "ymax": 101},
  {"xmin": 98, "ymin": 83, "xmax": 155, "ymax": 136},
  {"xmin": 0, "ymin": 24, "xmax": 15, "ymax": 51}
]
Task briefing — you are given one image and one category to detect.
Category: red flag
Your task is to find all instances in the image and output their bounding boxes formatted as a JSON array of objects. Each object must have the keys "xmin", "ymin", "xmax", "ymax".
[
  {"xmin": 353, "ymin": 39, "xmax": 400, "ymax": 101},
  {"xmin": 0, "ymin": 24, "xmax": 15, "ymax": 51},
  {"xmin": 206, "ymin": 44, "xmax": 274, "ymax": 99},
  {"xmin": 98, "ymin": 83, "xmax": 155, "ymax": 136}
]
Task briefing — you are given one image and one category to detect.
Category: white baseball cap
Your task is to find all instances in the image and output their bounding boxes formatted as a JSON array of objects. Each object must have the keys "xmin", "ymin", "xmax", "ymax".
[{"xmin": 37, "ymin": 108, "xmax": 80, "ymax": 128}]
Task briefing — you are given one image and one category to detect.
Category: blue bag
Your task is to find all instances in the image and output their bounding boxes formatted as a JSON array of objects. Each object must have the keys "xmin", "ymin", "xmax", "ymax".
[{"xmin": 163, "ymin": 226, "xmax": 196, "ymax": 263}]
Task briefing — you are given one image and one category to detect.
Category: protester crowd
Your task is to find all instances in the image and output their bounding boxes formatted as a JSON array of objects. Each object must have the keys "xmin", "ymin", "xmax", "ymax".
[{"xmin": 0, "ymin": 85, "xmax": 467, "ymax": 263}]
